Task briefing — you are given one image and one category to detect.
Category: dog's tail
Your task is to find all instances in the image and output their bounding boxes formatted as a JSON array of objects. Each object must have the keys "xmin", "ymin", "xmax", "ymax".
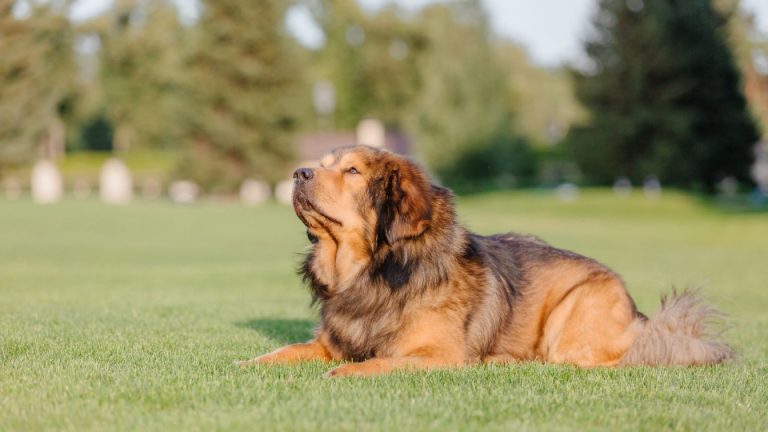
[{"xmin": 620, "ymin": 289, "xmax": 734, "ymax": 366}]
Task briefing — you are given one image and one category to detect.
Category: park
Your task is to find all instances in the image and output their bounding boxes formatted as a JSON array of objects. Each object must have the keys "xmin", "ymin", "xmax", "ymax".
[
  {"xmin": 3, "ymin": 0, "xmax": 768, "ymax": 429},
  {"xmin": 1, "ymin": 191, "xmax": 767, "ymax": 430}
]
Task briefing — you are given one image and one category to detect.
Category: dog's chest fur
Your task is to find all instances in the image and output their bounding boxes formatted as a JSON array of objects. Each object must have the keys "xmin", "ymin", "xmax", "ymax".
[
  {"xmin": 321, "ymin": 290, "xmax": 407, "ymax": 361},
  {"xmin": 304, "ymin": 245, "xmax": 434, "ymax": 361}
]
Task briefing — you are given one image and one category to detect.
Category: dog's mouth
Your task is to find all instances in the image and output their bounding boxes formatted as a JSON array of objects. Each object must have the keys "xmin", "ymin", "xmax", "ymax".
[{"xmin": 292, "ymin": 191, "xmax": 342, "ymax": 227}]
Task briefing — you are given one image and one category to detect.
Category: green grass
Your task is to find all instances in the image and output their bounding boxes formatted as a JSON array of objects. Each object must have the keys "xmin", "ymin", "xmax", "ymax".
[{"xmin": 1, "ymin": 190, "xmax": 767, "ymax": 431}]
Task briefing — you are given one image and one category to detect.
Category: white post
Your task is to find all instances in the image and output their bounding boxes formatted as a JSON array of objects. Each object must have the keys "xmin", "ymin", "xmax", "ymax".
[
  {"xmin": 31, "ymin": 160, "xmax": 63, "ymax": 204},
  {"xmin": 99, "ymin": 158, "xmax": 133, "ymax": 204}
]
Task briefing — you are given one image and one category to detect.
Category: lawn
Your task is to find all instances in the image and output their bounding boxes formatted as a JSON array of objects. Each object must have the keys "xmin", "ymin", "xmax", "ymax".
[{"xmin": 1, "ymin": 190, "xmax": 767, "ymax": 431}]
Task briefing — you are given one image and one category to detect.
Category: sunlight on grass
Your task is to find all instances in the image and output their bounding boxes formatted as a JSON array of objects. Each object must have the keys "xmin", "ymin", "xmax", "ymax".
[{"xmin": 1, "ymin": 190, "xmax": 766, "ymax": 431}]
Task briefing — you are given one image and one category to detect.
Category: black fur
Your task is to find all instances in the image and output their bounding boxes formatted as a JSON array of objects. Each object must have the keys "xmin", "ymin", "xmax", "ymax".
[
  {"xmin": 371, "ymin": 170, "xmax": 398, "ymax": 248},
  {"xmin": 372, "ymin": 252, "xmax": 416, "ymax": 290},
  {"xmin": 324, "ymin": 324, "xmax": 375, "ymax": 362},
  {"xmin": 299, "ymin": 251, "xmax": 328, "ymax": 305},
  {"xmin": 460, "ymin": 234, "xmax": 482, "ymax": 262}
]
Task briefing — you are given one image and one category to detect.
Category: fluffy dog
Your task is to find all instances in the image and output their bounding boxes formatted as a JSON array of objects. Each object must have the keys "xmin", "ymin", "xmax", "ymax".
[{"xmin": 236, "ymin": 146, "xmax": 732, "ymax": 377}]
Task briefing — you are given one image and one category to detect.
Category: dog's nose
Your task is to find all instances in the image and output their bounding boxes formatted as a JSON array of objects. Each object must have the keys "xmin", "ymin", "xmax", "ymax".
[{"xmin": 293, "ymin": 168, "xmax": 314, "ymax": 183}]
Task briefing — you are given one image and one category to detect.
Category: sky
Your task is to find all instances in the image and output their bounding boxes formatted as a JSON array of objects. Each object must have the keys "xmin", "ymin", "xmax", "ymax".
[{"xmin": 72, "ymin": 0, "xmax": 768, "ymax": 67}]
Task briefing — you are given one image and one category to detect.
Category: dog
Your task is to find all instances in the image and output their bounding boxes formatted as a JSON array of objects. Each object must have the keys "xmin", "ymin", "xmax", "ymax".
[{"xmin": 236, "ymin": 146, "xmax": 733, "ymax": 377}]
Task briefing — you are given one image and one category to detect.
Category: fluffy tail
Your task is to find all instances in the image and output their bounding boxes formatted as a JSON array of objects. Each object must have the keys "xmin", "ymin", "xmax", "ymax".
[{"xmin": 620, "ymin": 289, "xmax": 734, "ymax": 366}]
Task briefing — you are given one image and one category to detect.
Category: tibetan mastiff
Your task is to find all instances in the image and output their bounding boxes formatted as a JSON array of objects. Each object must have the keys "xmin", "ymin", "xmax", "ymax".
[{"xmin": 236, "ymin": 146, "xmax": 732, "ymax": 377}]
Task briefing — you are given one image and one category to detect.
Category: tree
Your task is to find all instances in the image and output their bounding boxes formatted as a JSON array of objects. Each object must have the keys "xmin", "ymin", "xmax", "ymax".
[
  {"xmin": 306, "ymin": 1, "xmax": 539, "ymax": 191},
  {"xmin": 721, "ymin": 1, "xmax": 768, "ymax": 138},
  {"xmin": 308, "ymin": 0, "xmax": 426, "ymax": 129},
  {"xmin": 569, "ymin": 0, "xmax": 759, "ymax": 191},
  {"xmin": 97, "ymin": 0, "xmax": 185, "ymax": 152},
  {"xmin": 0, "ymin": 0, "xmax": 75, "ymax": 175},
  {"xmin": 495, "ymin": 41, "xmax": 585, "ymax": 147},
  {"xmin": 176, "ymin": 0, "xmax": 305, "ymax": 191},
  {"xmin": 405, "ymin": 2, "xmax": 512, "ymax": 177}
]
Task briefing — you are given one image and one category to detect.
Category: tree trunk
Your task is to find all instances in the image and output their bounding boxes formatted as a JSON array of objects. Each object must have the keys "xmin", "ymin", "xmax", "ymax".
[
  {"xmin": 38, "ymin": 116, "xmax": 66, "ymax": 160},
  {"xmin": 114, "ymin": 123, "xmax": 132, "ymax": 152}
]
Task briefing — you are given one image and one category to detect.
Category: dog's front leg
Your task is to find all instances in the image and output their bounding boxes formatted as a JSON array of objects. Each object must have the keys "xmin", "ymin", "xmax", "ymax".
[{"xmin": 235, "ymin": 339, "xmax": 332, "ymax": 367}]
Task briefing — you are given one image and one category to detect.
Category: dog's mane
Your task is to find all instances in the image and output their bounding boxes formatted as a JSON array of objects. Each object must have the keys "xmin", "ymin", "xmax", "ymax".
[
  {"xmin": 299, "ymin": 185, "xmax": 467, "ymax": 307},
  {"xmin": 299, "ymin": 183, "xmax": 482, "ymax": 360}
]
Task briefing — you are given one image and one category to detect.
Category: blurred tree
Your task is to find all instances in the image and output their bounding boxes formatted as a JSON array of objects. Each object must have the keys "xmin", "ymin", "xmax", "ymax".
[
  {"xmin": 405, "ymin": 2, "xmax": 514, "ymax": 178},
  {"xmin": 307, "ymin": 0, "xmax": 426, "ymax": 129},
  {"xmin": 438, "ymin": 132, "xmax": 540, "ymax": 193},
  {"xmin": 0, "ymin": 0, "xmax": 75, "ymax": 175},
  {"xmin": 495, "ymin": 41, "xmax": 585, "ymax": 147},
  {"xmin": 97, "ymin": 0, "xmax": 185, "ymax": 152},
  {"xmin": 176, "ymin": 0, "xmax": 304, "ymax": 191},
  {"xmin": 569, "ymin": 0, "xmax": 759, "ymax": 191},
  {"xmin": 721, "ymin": 1, "xmax": 768, "ymax": 138},
  {"xmin": 306, "ymin": 0, "xmax": 541, "ymax": 191},
  {"xmin": 78, "ymin": 114, "xmax": 115, "ymax": 152}
]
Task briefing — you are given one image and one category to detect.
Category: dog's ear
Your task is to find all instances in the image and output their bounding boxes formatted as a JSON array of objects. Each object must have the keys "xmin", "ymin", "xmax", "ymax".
[{"xmin": 380, "ymin": 157, "xmax": 432, "ymax": 244}]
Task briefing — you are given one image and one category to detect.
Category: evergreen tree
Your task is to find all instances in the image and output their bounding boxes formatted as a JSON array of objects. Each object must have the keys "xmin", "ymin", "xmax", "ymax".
[
  {"xmin": 569, "ymin": 0, "xmax": 759, "ymax": 191},
  {"xmin": 176, "ymin": 0, "xmax": 304, "ymax": 191},
  {"xmin": 0, "ymin": 0, "xmax": 75, "ymax": 174}
]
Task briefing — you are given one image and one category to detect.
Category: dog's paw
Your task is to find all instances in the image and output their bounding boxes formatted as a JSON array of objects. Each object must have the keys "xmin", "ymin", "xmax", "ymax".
[
  {"xmin": 235, "ymin": 353, "xmax": 279, "ymax": 368},
  {"xmin": 324, "ymin": 364, "xmax": 368, "ymax": 378},
  {"xmin": 323, "ymin": 367, "xmax": 345, "ymax": 378},
  {"xmin": 234, "ymin": 357, "xmax": 269, "ymax": 368}
]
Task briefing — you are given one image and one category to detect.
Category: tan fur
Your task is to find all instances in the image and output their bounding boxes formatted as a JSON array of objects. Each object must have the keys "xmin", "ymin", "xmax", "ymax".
[
  {"xmin": 234, "ymin": 340, "xmax": 331, "ymax": 366},
  {"xmin": 620, "ymin": 290, "xmax": 733, "ymax": 366},
  {"xmin": 236, "ymin": 146, "xmax": 734, "ymax": 376}
]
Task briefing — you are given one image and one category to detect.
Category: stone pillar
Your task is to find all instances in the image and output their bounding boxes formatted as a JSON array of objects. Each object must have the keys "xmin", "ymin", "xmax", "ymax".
[
  {"xmin": 168, "ymin": 181, "xmax": 199, "ymax": 204},
  {"xmin": 31, "ymin": 160, "xmax": 63, "ymax": 204},
  {"xmin": 99, "ymin": 158, "xmax": 133, "ymax": 204},
  {"xmin": 240, "ymin": 179, "xmax": 270, "ymax": 206},
  {"xmin": 356, "ymin": 118, "xmax": 385, "ymax": 148}
]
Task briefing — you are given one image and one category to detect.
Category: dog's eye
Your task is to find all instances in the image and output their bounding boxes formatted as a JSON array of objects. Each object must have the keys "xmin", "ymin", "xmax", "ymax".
[{"xmin": 347, "ymin": 167, "xmax": 360, "ymax": 175}]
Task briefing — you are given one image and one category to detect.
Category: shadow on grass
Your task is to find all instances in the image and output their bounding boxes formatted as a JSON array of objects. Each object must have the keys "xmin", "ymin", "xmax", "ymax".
[{"xmin": 236, "ymin": 318, "xmax": 316, "ymax": 344}]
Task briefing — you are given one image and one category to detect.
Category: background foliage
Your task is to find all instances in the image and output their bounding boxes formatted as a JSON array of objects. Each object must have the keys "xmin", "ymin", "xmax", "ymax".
[
  {"xmin": 0, "ymin": 0, "xmax": 766, "ymax": 193},
  {"xmin": 568, "ymin": 0, "xmax": 760, "ymax": 191}
]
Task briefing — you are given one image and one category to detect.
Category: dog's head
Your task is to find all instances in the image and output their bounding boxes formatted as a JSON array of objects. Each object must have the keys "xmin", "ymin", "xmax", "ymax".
[{"xmin": 292, "ymin": 146, "xmax": 433, "ymax": 247}]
